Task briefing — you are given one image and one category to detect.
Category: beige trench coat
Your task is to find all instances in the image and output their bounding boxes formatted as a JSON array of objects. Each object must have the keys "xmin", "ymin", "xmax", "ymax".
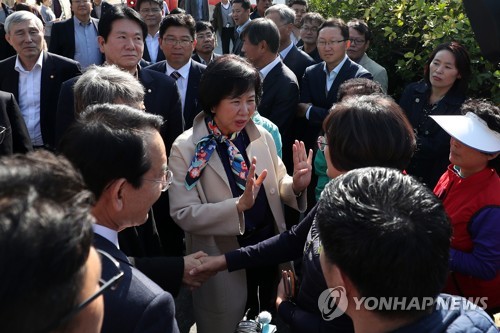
[{"xmin": 169, "ymin": 112, "xmax": 306, "ymax": 333}]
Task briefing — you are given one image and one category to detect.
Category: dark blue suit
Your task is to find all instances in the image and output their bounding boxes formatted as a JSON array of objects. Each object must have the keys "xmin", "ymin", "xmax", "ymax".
[
  {"xmin": 282, "ymin": 45, "xmax": 315, "ymax": 86},
  {"xmin": 0, "ymin": 91, "xmax": 32, "ymax": 156},
  {"xmin": 143, "ymin": 43, "xmax": 166, "ymax": 64},
  {"xmin": 94, "ymin": 233, "xmax": 180, "ymax": 333},
  {"xmin": 0, "ymin": 52, "xmax": 82, "ymax": 149},
  {"xmin": 145, "ymin": 59, "xmax": 206, "ymax": 130}
]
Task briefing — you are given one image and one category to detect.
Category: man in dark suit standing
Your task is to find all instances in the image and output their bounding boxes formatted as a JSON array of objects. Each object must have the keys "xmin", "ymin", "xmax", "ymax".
[
  {"xmin": 147, "ymin": 13, "xmax": 205, "ymax": 131},
  {"xmin": 265, "ymin": 4, "xmax": 314, "ymax": 85},
  {"xmin": 241, "ymin": 18, "xmax": 299, "ymax": 172},
  {"xmin": 297, "ymin": 18, "xmax": 372, "ymax": 150},
  {"xmin": 59, "ymin": 104, "xmax": 181, "ymax": 333},
  {"xmin": 0, "ymin": 91, "xmax": 32, "ymax": 156},
  {"xmin": 90, "ymin": 0, "xmax": 112, "ymax": 19},
  {"xmin": 231, "ymin": 0, "xmax": 251, "ymax": 56},
  {"xmin": 146, "ymin": 13, "xmax": 206, "ymax": 257},
  {"xmin": 192, "ymin": 20, "xmax": 220, "ymax": 65},
  {"xmin": 137, "ymin": 0, "xmax": 165, "ymax": 63},
  {"xmin": 0, "ymin": 11, "xmax": 81, "ymax": 150},
  {"xmin": 49, "ymin": 0, "xmax": 102, "ymax": 68}
]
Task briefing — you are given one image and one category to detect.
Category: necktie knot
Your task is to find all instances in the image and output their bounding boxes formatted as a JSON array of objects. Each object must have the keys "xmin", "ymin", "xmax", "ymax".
[{"xmin": 170, "ymin": 71, "xmax": 181, "ymax": 80}]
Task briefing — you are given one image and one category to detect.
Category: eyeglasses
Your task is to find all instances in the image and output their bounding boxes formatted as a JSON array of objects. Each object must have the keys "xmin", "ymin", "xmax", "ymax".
[
  {"xmin": 317, "ymin": 40, "xmax": 346, "ymax": 47},
  {"xmin": 301, "ymin": 26, "xmax": 318, "ymax": 33},
  {"xmin": 317, "ymin": 136, "xmax": 328, "ymax": 151},
  {"xmin": 162, "ymin": 38, "xmax": 193, "ymax": 47},
  {"xmin": 0, "ymin": 126, "xmax": 6, "ymax": 144},
  {"xmin": 44, "ymin": 249, "xmax": 124, "ymax": 332},
  {"xmin": 196, "ymin": 32, "xmax": 214, "ymax": 40},
  {"xmin": 140, "ymin": 7, "xmax": 161, "ymax": 13},
  {"xmin": 143, "ymin": 169, "xmax": 173, "ymax": 192},
  {"xmin": 349, "ymin": 38, "xmax": 366, "ymax": 45}
]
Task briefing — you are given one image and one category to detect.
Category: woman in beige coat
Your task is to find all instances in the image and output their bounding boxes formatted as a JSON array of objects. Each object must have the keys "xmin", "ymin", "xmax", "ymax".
[{"xmin": 169, "ymin": 55, "xmax": 312, "ymax": 333}]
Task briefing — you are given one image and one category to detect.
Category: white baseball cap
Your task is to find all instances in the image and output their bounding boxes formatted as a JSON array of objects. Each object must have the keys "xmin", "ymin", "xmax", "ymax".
[{"xmin": 431, "ymin": 112, "xmax": 500, "ymax": 153}]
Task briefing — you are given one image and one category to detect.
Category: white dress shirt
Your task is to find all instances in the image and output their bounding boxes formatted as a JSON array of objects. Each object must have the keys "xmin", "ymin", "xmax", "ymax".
[
  {"xmin": 145, "ymin": 31, "xmax": 160, "ymax": 63},
  {"xmin": 165, "ymin": 59, "xmax": 191, "ymax": 128},
  {"xmin": 15, "ymin": 52, "xmax": 44, "ymax": 146},
  {"xmin": 93, "ymin": 224, "xmax": 120, "ymax": 249}
]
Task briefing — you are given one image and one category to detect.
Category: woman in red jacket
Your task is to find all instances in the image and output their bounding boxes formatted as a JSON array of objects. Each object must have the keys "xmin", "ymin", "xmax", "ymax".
[{"xmin": 432, "ymin": 99, "xmax": 500, "ymax": 316}]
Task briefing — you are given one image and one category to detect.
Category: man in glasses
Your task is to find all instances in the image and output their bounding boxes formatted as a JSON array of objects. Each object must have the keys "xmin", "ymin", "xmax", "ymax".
[
  {"xmin": 59, "ymin": 103, "xmax": 180, "ymax": 333},
  {"xmin": 0, "ymin": 151, "xmax": 104, "ymax": 333},
  {"xmin": 347, "ymin": 19, "xmax": 388, "ymax": 92},
  {"xmin": 192, "ymin": 20, "xmax": 220, "ymax": 65}
]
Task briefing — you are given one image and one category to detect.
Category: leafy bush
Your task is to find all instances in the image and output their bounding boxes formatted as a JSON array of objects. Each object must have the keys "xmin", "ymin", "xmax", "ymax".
[{"xmin": 308, "ymin": 0, "xmax": 500, "ymax": 103}]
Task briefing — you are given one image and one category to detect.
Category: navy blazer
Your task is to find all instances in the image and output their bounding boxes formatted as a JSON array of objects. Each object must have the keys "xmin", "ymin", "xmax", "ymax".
[
  {"xmin": 258, "ymin": 61, "xmax": 299, "ymax": 169},
  {"xmin": 0, "ymin": 91, "xmax": 32, "ymax": 156},
  {"xmin": 145, "ymin": 60, "xmax": 206, "ymax": 130},
  {"xmin": 55, "ymin": 66, "xmax": 183, "ymax": 154},
  {"xmin": 94, "ymin": 233, "xmax": 180, "ymax": 333},
  {"xmin": 0, "ymin": 52, "xmax": 82, "ymax": 149},
  {"xmin": 49, "ymin": 17, "xmax": 103, "ymax": 64},
  {"xmin": 90, "ymin": 0, "xmax": 113, "ymax": 19},
  {"xmin": 143, "ymin": 42, "xmax": 166, "ymax": 64},
  {"xmin": 282, "ymin": 45, "xmax": 315, "ymax": 86}
]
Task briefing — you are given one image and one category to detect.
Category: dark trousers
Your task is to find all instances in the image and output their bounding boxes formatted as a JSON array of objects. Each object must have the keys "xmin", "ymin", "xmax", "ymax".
[
  {"xmin": 245, "ymin": 264, "xmax": 280, "ymax": 320},
  {"xmin": 220, "ymin": 27, "xmax": 235, "ymax": 54}
]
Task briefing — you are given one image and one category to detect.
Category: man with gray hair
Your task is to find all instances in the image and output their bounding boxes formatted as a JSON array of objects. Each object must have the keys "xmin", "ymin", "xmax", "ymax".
[
  {"xmin": 265, "ymin": 4, "xmax": 314, "ymax": 85},
  {"xmin": 0, "ymin": 11, "xmax": 81, "ymax": 150}
]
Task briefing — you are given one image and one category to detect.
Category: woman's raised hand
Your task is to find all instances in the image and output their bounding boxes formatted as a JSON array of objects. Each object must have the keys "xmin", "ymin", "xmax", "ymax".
[
  {"xmin": 236, "ymin": 156, "xmax": 267, "ymax": 213},
  {"xmin": 292, "ymin": 140, "xmax": 313, "ymax": 195}
]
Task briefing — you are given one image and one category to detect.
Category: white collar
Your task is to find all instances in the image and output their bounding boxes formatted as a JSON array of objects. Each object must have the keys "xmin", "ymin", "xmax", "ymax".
[
  {"xmin": 259, "ymin": 56, "xmax": 281, "ymax": 79},
  {"xmin": 323, "ymin": 54, "xmax": 348, "ymax": 75},
  {"xmin": 279, "ymin": 41, "xmax": 294, "ymax": 60},
  {"xmin": 92, "ymin": 224, "xmax": 120, "ymax": 249},
  {"xmin": 166, "ymin": 58, "xmax": 192, "ymax": 78},
  {"xmin": 14, "ymin": 51, "xmax": 43, "ymax": 72}
]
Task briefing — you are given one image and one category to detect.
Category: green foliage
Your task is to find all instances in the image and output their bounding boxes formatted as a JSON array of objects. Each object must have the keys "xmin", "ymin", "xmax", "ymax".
[{"xmin": 308, "ymin": 0, "xmax": 500, "ymax": 103}]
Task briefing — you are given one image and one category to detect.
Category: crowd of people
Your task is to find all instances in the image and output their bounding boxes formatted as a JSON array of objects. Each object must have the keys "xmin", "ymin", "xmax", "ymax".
[{"xmin": 0, "ymin": 0, "xmax": 499, "ymax": 332}]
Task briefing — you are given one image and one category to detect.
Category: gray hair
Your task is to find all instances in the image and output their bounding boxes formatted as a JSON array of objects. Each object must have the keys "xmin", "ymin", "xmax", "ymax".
[
  {"xmin": 265, "ymin": 4, "xmax": 295, "ymax": 25},
  {"xmin": 4, "ymin": 11, "xmax": 44, "ymax": 35},
  {"xmin": 74, "ymin": 64, "xmax": 146, "ymax": 114}
]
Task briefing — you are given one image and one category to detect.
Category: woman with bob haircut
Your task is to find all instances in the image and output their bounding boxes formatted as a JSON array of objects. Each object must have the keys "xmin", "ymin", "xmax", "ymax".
[
  {"xmin": 168, "ymin": 54, "xmax": 312, "ymax": 333},
  {"xmin": 190, "ymin": 94, "xmax": 417, "ymax": 332},
  {"xmin": 432, "ymin": 99, "xmax": 500, "ymax": 316},
  {"xmin": 400, "ymin": 41, "xmax": 471, "ymax": 189}
]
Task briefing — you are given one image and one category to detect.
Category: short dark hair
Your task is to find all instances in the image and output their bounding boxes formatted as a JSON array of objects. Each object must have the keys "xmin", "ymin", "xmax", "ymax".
[
  {"xmin": 232, "ymin": 0, "xmax": 251, "ymax": 11},
  {"xmin": 59, "ymin": 103, "xmax": 164, "ymax": 199},
  {"xmin": 347, "ymin": 18, "xmax": 371, "ymax": 41},
  {"xmin": 323, "ymin": 94, "xmax": 416, "ymax": 172},
  {"xmin": 135, "ymin": 0, "xmax": 163, "ymax": 11},
  {"xmin": 300, "ymin": 12, "xmax": 324, "ymax": 28},
  {"xmin": 195, "ymin": 20, "xmax": 215, "ymax": 34},
  {"xmin": 99, "ymin": 5, "xmax": 148, "ymax": 41},
  {"xmin": 168, "ymin": 7, "xmax": 185, "ymax": 15},
  {"xmin": 423, "ymin": 41, "xmax": 471, "ymax": 94},
  {"xmin": 241, "ymin": 18, "xmax": 280, "ymax": 54},
  {"xmin": 318, "ymin": 167, "xmax": 451, "ymax": 318},
  {"xmin": 0, "ymin": 151, "xmax": 95, "ymax": 333},
  {"xmin": 461, "ymin": 99, "xmax": 500, "ymax": 172},
  {"xmin": 318, "ymin": 17, "xmax": 349, "ymax": 40},
  {"xmin": 159, "ymin": 13, "xmax": 196, "ymax": 39},
  {"xmin": 337, "ymin": 78, "xmax": 383, "ymax": 101},
  {"xmin": 288, "ymin": 0, "xmax": 307, "ymax": 9},
  {"xmin": 199, "ymin": 54, "xmax": 261, "ymax": 115}
]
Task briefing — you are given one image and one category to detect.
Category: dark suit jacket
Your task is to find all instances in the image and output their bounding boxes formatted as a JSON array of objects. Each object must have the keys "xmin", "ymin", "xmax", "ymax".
[
  {"xmin": 90, "ymin": 0, "xmax": 113, "ymax": 19},
  {"xmin": 49, "ymin": 17, "xmax": 102, "ymax": 63},
  {"xmin": 184, "ymin": 0, "xmax": 209, "ymax": 21},
  {"xmin": 145, "ymin": 60, "xmax": 206, "ymax": 130},
  {"xmin": 143, "ymin": 41, "xmax": 166, "ymax": 64},
  {"xmin": 191, "ymin": 52, "xmax": 221, "ymax": 65},
  {"xmin": 0, "ymin": 52, "xmax": 82, "ymax": 149},
  {"xmin": 94, "ymin": 234, "xmax": 180, "ymax": 333},
  {"xmin": 0, "ymin": 91, "xmax": 32, "ymax": 156},
  {"xmin": 282, "ymin": 45, "xmax": 315, "ymax": 85},
  {"xmin": 258, "ymin": 61, "xmax": 299, "ymax": 170},
  {"xmin": 55, "ymin": 65, "xmax": 182, "ymax": 153},
  {"xmin": 232, "ymin": 32, "xmax": 244, "ymax": 56}
]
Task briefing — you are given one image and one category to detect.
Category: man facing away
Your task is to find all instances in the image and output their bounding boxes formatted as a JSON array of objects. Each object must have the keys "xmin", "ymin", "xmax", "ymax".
[{"xmin": 318, "ymin": 167, "xmax": 498, "ymax": 333}]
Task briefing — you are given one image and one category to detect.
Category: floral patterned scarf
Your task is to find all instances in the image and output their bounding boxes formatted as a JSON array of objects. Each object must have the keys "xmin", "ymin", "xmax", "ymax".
[{"xmin": 185, "ymin": 118, "xmax": 249, "ymax": 190}]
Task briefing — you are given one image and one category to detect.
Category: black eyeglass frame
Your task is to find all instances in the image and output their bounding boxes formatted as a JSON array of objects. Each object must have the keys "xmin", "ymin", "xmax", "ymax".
[{"xmin": 43, "ymin": 249, "xmax": 124, "ymax": 332}]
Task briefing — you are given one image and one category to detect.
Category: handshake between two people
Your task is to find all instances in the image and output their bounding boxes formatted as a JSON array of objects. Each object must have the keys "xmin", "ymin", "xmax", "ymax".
[{"xmin": 182, "ymin": 252, "xmax": 227, "ymax": 290}]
